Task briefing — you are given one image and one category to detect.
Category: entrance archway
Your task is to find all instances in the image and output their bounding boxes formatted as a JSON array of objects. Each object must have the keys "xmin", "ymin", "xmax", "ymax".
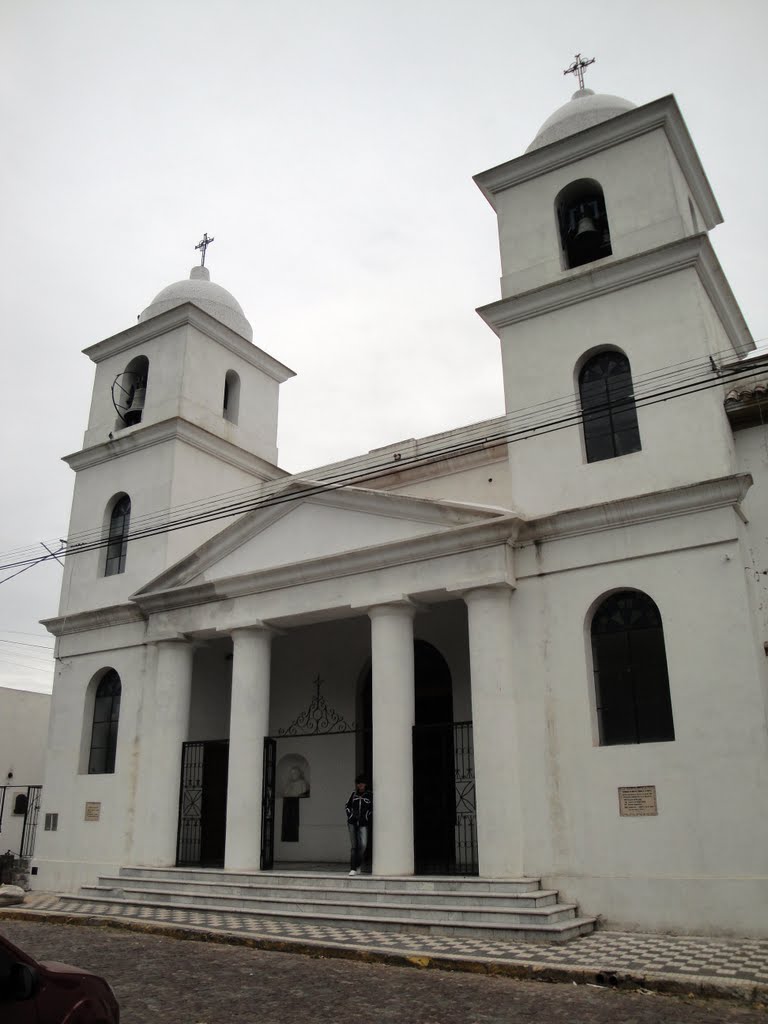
[{"xmin": 358, "ymin": 639, "xmax": 457, "ymax": 873}]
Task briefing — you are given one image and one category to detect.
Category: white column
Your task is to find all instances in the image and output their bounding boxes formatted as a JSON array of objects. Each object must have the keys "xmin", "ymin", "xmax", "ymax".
[
  {"xmin": 224, "ymin": 626, "xmax": 272, "ymax": 871},
  {"xmin": 134, "ymin": 639, "xmax": 195, "ymax": 865},
  {"xmin": 464, "ymin": 585, "xmax": 524, "ymax": 877},
  {"xmin": 368, "ymin": 602, "xmax": 415, "ymax": 875}
]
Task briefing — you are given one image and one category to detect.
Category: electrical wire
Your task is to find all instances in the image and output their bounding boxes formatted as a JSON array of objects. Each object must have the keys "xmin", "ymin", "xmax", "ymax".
[
  {"xmin": 0, "ymin": 348, "xmax": 767, "ymax": 576},
  {"xmin": 0, "ymin": 639, "xmax": 55, "ymax": 651},
  {"xmin": 2, "ymin": 345, "xmax": 762, "ymax": 565}
]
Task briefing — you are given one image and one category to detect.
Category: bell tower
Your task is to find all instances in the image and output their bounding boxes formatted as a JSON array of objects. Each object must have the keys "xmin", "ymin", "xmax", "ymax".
[
  {"xmin": 59, "ymin": 251, "xmax": 295, "ymax": 617},
  {"xmin": 473, "ymin": 62, "xmax": 754, "ymax": 515}
]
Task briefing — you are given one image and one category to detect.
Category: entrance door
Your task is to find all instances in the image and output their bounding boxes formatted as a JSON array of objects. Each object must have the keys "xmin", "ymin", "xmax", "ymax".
[
  {"xmin": 199, "ymin": 741, "xmax": 228, "ymax": 865},
  {"xmin": 361, "ymin": 639, "xmax": 456, "ymax": 873},
  {"xmin": 412, "ymin": 641, "xmax": 455, "ymax": 873},
  {"xmin": 177, "ymin": 740, "xmax": 228, "ymax": 867}
]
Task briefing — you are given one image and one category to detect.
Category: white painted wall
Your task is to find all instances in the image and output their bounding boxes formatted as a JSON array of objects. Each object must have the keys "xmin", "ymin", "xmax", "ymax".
[
  {"xmin": 0, "ymin": 688, "xmax": 50, "ymax": 859},
  {"xmin": 497, "ymin": 271, "xmax": 739, "ymax": 516},
  {"xmin": 83, "ymin": 322, "xmax": 284, "ymax": 464},
  {"xmin": 33, "ymin": 639, "xmax": 152, "ymax": 890},
  {"xmin": 734, "ymin": 424, "xmax": 768, "ymax": 650},
  {"xmin": 510, "ymin": 506, "xmax": 768, "ymax": 934},
  {"xmin": 58, "ymin": 440, "xmax": 277, "ymax": 616},
  {"xmin": 493, "ymin": 129, "xmax": 705, "ymax": 298}
]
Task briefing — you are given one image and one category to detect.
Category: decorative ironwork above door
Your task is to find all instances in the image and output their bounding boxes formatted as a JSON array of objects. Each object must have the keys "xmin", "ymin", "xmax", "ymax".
[{"xmin": 278, "ymin": 675, "xmax": 355, "ymax": 736}]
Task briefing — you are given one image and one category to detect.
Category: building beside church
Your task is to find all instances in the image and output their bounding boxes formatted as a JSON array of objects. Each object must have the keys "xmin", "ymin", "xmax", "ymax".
[
  {"xmin": 35, "ymin": 80, "xmax": 768, "ymax": 937},
  {"xmin": 0, "ymin": 687, "xmax": 50, "ymax": 865}
]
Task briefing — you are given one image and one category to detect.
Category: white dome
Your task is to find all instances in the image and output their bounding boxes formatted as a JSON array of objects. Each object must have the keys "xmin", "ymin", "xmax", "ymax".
[
  {"xmin": 526, "ymin": 88, "xmax": 636, "ymax": 152},
  {"xmin": 139, "ymin": 265, "xmax": 253, "ymax": 341}
]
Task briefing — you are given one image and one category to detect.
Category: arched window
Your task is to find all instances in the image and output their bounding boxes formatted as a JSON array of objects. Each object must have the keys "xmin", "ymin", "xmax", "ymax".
[
  {"xmin": 556, "ymin": 178, "xmax": 612, "ymax": 270},
  {"xmin": 223, "ymin": 370, "xmax": 240, "ymax": 424},
  {"xmin": 104, "ymin": 495, "xmax": 131, "ymax": 576},
  {"xmin": 88, "ymin": 669, "xmax": 122, "ymax": 774},
  {"xmin": 579, "ymin": 351, "xmax": 641, "ymax": 463},
  {"xmin": 591, "ymin": 591, "xmax": 675, "ymax": 746},
  {"xmin": 113, "ymin": 354, "xmax": 149, "ymax": 428}
]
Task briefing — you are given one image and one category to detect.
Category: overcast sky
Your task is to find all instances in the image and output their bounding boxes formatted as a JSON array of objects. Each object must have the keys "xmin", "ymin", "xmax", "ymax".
[{"xmin": 2, "ymin": 0, "xmax": 766, "ymax": 693}]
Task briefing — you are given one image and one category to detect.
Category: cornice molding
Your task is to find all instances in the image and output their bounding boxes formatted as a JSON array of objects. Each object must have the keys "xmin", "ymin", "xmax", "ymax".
[
  {"xmin": 474, "ymin": 95, "xmax": 722, "ymax": 229},
  {"xmin": 63, "ymin": 417, "xmax": 287, "ymax": 479},
  {"xmin": 42, "ymin": 603, "xmax": 146, "ymax": 638},
  {"xmin": 83, "ymin": 303, "xmax": 295, "ymax": 383},
  {"xmin": 41, "ymin": 476, "xmax": 751, "ymax": 634},
  {"xmin": 476, "ymin": 235, "xmax": 754, "ymax": 357},
  {"xmin": 517, "ymin": 474, "xmax": 752, "ymax": 544}
]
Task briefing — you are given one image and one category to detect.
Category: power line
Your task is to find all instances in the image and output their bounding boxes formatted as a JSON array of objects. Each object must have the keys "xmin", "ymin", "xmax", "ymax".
[
  {"xmin": 0, "ymin": 639, "xmax": 55, "ymax": 651},
  {"xmin": 0, "ymin": 349, "xmax": 766, "ymax": 576},
  {"xmin": 0, "ymin": 657, "xmax": 54, "ymax": 673},
  {"xmin": 0, "ymin": 346, "xmax": 744, "ymax": 565}
]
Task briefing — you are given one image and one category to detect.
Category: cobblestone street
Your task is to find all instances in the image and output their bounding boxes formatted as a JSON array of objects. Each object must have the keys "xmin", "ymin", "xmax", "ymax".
[{"xmin": 2, "ymin": 919, "xmax": 766, "ymax": 1024}]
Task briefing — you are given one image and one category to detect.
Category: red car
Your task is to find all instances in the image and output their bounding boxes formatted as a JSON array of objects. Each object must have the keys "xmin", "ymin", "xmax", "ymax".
[{"xmin": 0, "ymin": 931, "xmax": 119, "ymax": 1022}]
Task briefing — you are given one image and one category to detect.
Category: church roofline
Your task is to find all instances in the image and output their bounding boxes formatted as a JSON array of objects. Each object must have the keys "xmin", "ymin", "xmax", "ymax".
[
  {"xmin": 83, "ymin": 302, "xmax": 296, "ymax": 384},
  {"xmin": 474, "ymin": 95, "xmax": 722, "ymax": 231},
  {"xmin": 476, "ymin": 234, "xmax": 754, "ymax": 357},
  {"xmin": 133, "ymin": 485, "xmax": 511, "ymax": 596},
  {"xmin": 130, "ymin": 512, "xmax": 523, "ymax": 616}
]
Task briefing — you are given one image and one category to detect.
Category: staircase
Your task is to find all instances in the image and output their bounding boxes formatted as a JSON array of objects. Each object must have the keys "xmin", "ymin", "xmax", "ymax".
[{"xmin": 60, "ymin": 867, "xmax": 596, "ymax": 943}]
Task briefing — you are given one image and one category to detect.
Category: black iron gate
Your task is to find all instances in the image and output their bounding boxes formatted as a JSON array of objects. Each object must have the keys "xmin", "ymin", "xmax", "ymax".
[
  {"xmin": 261, "ymin": 738, "xmax": 276, "ymax": 869},
  {"xmin": 412, "ymin": 721, "xmax": 477, "ymax": 875},
  {"xmin": 176, "ymin": 741, "xmax": 229, "ymax": 867},
  {"xmin": 20, "ymin": 786, "xmax": 42, "ymax": 859}
]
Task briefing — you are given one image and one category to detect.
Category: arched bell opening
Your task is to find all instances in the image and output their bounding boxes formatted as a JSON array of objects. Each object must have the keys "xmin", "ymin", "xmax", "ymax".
[
  {"xmin": 112, "ymin": 354, "xmax": 149, "ymax": 429},
  {"xmin": 223, "ymin": 369, "xmax": 241, "ymax": 424},
  {"xmin": 556, "ymin": 178, "xmax": 612, "ymax": 270}
]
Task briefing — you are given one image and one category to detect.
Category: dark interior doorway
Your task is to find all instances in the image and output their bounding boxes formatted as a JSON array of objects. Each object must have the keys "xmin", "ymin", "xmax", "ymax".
[
  {"xmin": 177, "ymin": 740, "xmax": 229, "ymax": 867},
  {"xmin": 360, "ymin": 639, "xmax": 456, "ymax": 873}
]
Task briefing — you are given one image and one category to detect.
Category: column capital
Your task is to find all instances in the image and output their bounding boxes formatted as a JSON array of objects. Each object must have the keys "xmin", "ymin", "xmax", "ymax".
[
  {"xmin": 365, "ymin": 597, "xmax": 423, "ymax": 620},
  {"xmin": 457, "ymin": 581, "xmax": 516, "ymax": 605},
  {"xmin": 146, "ymin": 631, "xmax": 196, "ymax": 648},
  {"xmin": 229, "ymin": 621, "xmax": 275, "ymax": 639}
]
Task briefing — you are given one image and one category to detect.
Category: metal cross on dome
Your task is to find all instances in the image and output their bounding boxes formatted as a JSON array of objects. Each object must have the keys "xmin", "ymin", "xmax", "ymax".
[
  {"xmin": 563, "ymin": 53, "xmax": 595, "ymax": 90},
  {"xmin": 195, "ymin": 232, "xmax": 215, "ymax": 267}
]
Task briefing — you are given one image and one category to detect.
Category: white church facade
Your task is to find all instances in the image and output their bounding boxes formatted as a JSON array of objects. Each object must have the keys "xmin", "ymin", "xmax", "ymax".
[{"xmin": 35, "ymin": 82, "xmax": 768, "ymax": 937}]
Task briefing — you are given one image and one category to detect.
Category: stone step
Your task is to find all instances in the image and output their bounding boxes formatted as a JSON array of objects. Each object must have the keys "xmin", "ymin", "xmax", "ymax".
[
  {"xmin": 80, "ymin": 884, "xmax": 574, "ymax": 926},
  {"xmin": 94, "ymin": 875, "xmax": 559, "ymax": 909},
  {"xmin": 116, "ymin": 866, "xmax": 544, "ymax": 894},
  {"xmin": 61, "ymin": 892, "xmax": 596, "ymax": 943}
]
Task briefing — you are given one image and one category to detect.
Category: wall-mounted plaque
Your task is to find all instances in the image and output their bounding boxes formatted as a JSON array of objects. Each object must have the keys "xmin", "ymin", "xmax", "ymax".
[
  {"xmin": 618, "ymin": 786, "xmax": 657, "ymax": 816},
  {"xmin": 84, "ymin": 801, "xmax": 101, "ymax": 822}
]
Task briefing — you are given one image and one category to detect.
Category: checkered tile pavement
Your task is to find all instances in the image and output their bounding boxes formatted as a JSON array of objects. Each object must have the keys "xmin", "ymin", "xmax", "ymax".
[{"xmin": 9, "ymin": 893, "xmax": 768, "ymax": 989}]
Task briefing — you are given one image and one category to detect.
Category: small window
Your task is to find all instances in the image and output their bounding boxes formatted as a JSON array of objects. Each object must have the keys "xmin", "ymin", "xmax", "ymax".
[
  {"xmin": 104, "ymin": 495, "xmax": 131, "ymax": 576},
  {"xmin": 579, "ymin": 351, "xmax": 641, "ymax": 463},
  {"xmin": 556, "ymin": 178, "xmax": 612, "ymax": 270},
  {"xmin": 223, "ymin": 370, "xmax": 240, "ymax": 424},
  {"xmin": 88, "ymin": 669, "xmax": 122, "ymax": 774},
  {"xmin": 12, "ymin": 794, "xmax": 27, "ymax": 815},
  {"xmin": 591, "ymin": 591, "xmax": 675, "ymax": 745}
]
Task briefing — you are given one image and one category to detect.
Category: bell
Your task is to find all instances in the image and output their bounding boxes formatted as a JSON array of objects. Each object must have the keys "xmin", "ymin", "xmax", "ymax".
[
  {"xmin": 574, "ymin": 215, "xmax": 598, "ymax": 240},
  {"xmin": 128, "ymin": 387, "xmax": 146, "ymax": 413},
  {"xmin": 123, "ymin": 386, "xmax": 146, "ymax": 426}
]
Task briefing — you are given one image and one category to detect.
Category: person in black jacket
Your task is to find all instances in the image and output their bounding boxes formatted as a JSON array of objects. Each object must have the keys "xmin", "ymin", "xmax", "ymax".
[{"xmin": 345, "ymin": 774, "xmax": 372, "ymax": 875}]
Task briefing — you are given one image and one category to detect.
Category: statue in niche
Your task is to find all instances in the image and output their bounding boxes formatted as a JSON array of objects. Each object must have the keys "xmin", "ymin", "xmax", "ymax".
[
  {"xmin": 278, "ymin": 758, "xmax": 310, "ymax": 843},
  {"xmin": 283, "ymin": 766, "xmax": 310, "ymax": 798}
]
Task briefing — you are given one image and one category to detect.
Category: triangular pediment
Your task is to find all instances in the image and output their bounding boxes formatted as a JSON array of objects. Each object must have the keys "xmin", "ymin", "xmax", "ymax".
[{"xmin": 135, "ymin": 481, "xmax": 505, "ymax": 596}]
